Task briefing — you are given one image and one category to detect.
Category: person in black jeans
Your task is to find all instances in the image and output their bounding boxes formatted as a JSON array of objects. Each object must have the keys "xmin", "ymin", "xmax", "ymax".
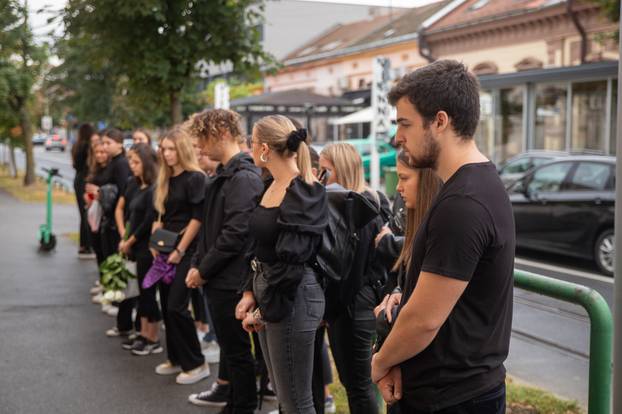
[
  {"xmin": 319, "ymin": 142, "xmax": 386, "ymax": 414},
  {"xmin": 239, "ymin": 115, "xmax": 328, "ymax": 414},
  {"xmin": 116, "ymin": 143, "xmax": 163, "ymax": 354},
  {"xmin": 185, "ymin": 109, "xmax": 264, "ymax": 414},
  {"xmin": 72, "ymin": 123, "xmax": 95, "ymax": 258},
  {"xmin": 152, "ymin": 126, "xmax": 210, "ymax": 385},
  {"xmin": 371, "ymin": 60, "xmax": 513, "ymax": 414}
]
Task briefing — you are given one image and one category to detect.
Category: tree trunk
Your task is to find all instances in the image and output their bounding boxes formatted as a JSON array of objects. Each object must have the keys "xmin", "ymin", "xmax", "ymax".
[
  {"xmin": 19, "ymin": 103, "xmax": 35, "ymax": 186},
  {"xmin": 170, "ymin": 89, "xmax": 183, "ymax": 125},
  {"xmin": 8, "ymin": 141, "xmax": 17, "ymax": 178}
]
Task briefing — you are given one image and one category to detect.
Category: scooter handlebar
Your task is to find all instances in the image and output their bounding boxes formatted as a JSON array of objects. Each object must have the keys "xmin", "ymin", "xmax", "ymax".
[{"xmin": 41, "ymin": 167, "xmax": 62, "ymax": 178}]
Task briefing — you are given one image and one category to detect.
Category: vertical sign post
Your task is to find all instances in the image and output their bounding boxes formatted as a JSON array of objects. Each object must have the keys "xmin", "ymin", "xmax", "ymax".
[
  {"xmin": 370, "ymin": 57, "xmax": 391, "ymax": 191},
  {"xmin": 215, "ymin": 82, "xmax": 230, "ymax": 110}
]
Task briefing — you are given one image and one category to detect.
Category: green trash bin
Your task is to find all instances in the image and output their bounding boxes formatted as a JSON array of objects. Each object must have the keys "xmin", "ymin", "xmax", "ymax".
[{"xmin": 383, "ymin": 166, "xmax": 398, "ymax": 198}]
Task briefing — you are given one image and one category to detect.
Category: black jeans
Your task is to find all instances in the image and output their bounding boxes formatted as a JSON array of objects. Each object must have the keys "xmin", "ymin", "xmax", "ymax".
[
  {"xmin": 191, "ymin": 287, "xmax": 208, "ymax": 324},
  {"xmin": 206, "ymin": 288, "xmax": 257, "ymax": 414},
  {"xmin": 400, "ymin": 383, "xmax": 506, "ymax": 414},
  {"xmin": 136, "ymin": 250, "xmax": 161, "ymax": 322},
  {"xmin": 73, "ymin": 173, "xmax": 91, "ymax": 251},
  {"xmin": 158, "ymin": 253, "xmax": 205, "ymax": 372},
  {"xmin": 327, "ymin": 284, "xmax": 379, "ymax": 414}
]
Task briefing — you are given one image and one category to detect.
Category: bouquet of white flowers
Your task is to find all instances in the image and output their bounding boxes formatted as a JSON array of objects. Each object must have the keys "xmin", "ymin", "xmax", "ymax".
[{"xmin": 99, "ymin": 253, "xmax": 139, "ymax": 301}]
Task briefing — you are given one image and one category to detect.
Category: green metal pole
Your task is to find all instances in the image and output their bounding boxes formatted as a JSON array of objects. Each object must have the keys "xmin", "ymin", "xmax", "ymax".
[
  {"xmin": 46, "ymin": 173, "xmax": 52, "ymax": 242},
  {"xmin": 514, "ymin": 270, "xmax": 612, "ymax": 414}
]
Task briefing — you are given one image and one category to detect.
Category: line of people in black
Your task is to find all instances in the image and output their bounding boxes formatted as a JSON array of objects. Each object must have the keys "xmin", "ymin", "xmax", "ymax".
[{"xmin": 72, "ymin": 60, "xmax": 513, "ymax": 414}]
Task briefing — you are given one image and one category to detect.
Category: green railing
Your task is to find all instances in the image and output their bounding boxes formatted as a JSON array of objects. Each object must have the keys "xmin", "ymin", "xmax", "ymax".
[{"xmin": 514, "ymin": 269, "xmax": 613, "ymax": 414}]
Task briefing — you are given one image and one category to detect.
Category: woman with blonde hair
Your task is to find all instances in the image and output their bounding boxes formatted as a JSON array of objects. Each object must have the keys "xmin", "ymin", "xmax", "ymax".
[
  {"xmin": 240, "ymin": 115, "xmax": 328, "ymax": 414},
  {"xmin": 151, "ymin": 126, "xmax": 210, "ymax": 384},
  {"xmin": 318, "ymin": 142, "xmax": 386, "ymax": 414}
]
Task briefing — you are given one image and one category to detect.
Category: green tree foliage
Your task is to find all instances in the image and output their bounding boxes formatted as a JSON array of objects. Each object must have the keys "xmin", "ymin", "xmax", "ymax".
[
  {"xmin": 60, "ymin": 0, "xmax": 272, "ymax": 126},
  {"xmin": 0, "ymin": 0, "xmax": 47, "ymax": 185}
]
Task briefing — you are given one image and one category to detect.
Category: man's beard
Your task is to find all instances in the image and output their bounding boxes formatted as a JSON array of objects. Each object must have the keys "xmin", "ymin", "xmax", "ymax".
[{"xmin": 408, "ymin": 128, "xmax": 440, "ymax": 170}]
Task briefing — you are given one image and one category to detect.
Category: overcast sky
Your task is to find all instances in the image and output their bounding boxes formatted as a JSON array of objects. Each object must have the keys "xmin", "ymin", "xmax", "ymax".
[{"xmin": 28, "ymin": 0, "xmax": 440, "ymax": 39}]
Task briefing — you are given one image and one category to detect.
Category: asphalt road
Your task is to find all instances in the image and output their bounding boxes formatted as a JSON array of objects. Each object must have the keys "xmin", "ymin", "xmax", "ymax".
[
  {"xmin": 0, "ymin": 191, "xmax": 277, "ymax": 414},
  {"xmin": 3, "ymin": 145, "xmax": 613, "ymax": 408}
]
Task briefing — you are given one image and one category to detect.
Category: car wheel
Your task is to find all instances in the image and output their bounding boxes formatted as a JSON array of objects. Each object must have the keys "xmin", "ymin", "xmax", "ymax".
[{"xmin": 594, "ymin": 229, "xmax": 614, "ymax": 276}]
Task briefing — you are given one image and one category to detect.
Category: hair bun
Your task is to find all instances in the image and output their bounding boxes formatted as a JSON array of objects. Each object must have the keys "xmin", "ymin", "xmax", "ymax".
[{"xmin": 286, "ymin": 128, "xmax": 307, "ymax": 152}]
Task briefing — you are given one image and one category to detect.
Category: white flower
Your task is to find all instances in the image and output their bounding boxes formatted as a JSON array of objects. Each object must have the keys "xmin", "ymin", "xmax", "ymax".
[
  {"xmin": 114, "ymin": 291, "xmax": 126, "ymax": 302},
  {"xmin": 104, "ymin": 291, "xmax": 115, "ymax": 301}
]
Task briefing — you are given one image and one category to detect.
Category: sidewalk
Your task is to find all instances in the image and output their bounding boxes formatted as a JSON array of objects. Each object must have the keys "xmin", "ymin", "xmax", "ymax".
[{"xmin": 0, "ymin": 192, "xmax": 275, "ymax": 414}]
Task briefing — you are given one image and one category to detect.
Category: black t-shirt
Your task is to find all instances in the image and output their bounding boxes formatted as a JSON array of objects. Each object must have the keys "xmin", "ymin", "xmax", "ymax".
[
  {"xmin": 249, "ymin": 206, "xmax": 280, "ymax": 263},
  {"xmin": 128, "ymin": 184, "xmax": 155, "ymax": 254},
  {"xmin": 400, "ymin": 162, "xmax": 515, "ymax": 411},
  {"xmin": 162, "ymin": 170, "xmax": 206, "ymax": 235},
  {"xmin": 123, "ymin": 177, "xmax": 140, "ymax": 223}
]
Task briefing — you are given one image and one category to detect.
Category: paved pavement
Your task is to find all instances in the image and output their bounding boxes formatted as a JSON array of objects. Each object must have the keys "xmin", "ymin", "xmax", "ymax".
[{"xmin": 0, "ymin": 191, "xmax": 276, "ymax": 414}]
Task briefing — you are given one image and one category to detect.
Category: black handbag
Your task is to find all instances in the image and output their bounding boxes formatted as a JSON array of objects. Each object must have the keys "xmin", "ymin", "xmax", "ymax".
[
  {"xmin": 149, "ymin": 214, "xmax": 186, "ymax": 254},
  {"xmin": 149, "ymin": 228, "xmax": 180, "ymax": 254}
]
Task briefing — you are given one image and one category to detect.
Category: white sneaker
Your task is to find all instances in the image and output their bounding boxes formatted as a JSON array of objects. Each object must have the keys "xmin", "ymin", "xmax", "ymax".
[
  {"xmin": 155, "ymin": 361, "xmax": 182, "ymax": 375},
  {"xmin": 92, "ymin": 293, "xmax": 103, "ymax": 304},
  {"xmin": 106, "ymin": 327, "xmax": 130, "ymax": 337},
  {"xmin": 176, "ymin": 363, "xmax": 210, "ymax": 385},
  {"xmin": 202, "ymin": 341, "xmax": 220, "ymax": 364},
  {"xmin": 101, "ymin": 303, "xmax": 113, "ymax": 313},
  {"xmin": 106, "ymin": 307, "xmax": 118, "ymax": 317}
]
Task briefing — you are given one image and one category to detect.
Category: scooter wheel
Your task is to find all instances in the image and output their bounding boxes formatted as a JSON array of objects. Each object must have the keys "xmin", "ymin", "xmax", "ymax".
[{"xmin": 40, "ymin": 234, "xmax": 57, "ymax": 251}]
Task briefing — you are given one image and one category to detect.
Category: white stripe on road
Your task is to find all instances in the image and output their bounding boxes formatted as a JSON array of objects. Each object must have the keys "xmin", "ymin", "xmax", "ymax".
[{"xmin": 515, "ymin": 257, "xmax": 614, "ymax": 284}]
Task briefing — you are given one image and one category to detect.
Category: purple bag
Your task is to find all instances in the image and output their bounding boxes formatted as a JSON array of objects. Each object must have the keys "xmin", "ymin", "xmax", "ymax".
[{"xmin": 143, "ymin": 254, "xmax": 176, "ymax": 289}]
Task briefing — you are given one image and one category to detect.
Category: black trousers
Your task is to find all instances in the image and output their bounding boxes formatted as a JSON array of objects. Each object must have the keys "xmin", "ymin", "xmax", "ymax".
[
  {"xmin": 158, "ymin": 253, "xmax": 205, "ymax": 372},
  {"xmin": 91, "ymin": 229, "xmax": 105, "ymax": 267},
  {"xmin": 400, "ymin": 382, "xmax": 506, "ymax": 414},
  {"xmin": 327, "ymin": 284, "xmax": 379, "ymax": 414},
  {"xmin": 191, "ymin": 287, "xmax": 208, "ymax": 324},
  {"xmin": 206, "ymin": 288, "xmax": 257, "ymax": 414},
  {"xmin": 312, "ymin": 325, "xmax": 327, "ymax": 414},
  {"xmin": 73, "ymin": 173, "xmax": 91, "ymax": 251},
  {"xmin": 136, "ymin": 250, "xmax": 161, "ymax": 322}
]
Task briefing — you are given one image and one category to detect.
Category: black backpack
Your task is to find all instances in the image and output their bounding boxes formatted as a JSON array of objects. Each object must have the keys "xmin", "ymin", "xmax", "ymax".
[{"xmin": 312, "ymin": 187, "xmax": 379, "ymax": 322}]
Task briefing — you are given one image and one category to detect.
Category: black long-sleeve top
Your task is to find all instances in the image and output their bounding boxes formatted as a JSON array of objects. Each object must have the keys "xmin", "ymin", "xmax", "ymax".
[
  {"xmin": 191, "ymin": 152, "xmax": 264, "ymax": 291},
  {"xmin": 249, "ymin": 177, "xmax": 328, "ymax": 322},
  {"xmin": 105, "ymin": 153, "xmax": 131, "ymax": 197}
]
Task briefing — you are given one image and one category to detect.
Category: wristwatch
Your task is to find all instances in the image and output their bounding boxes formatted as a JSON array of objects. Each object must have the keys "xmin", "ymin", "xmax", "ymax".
[
  {"xmin": 252, "ymin": 308, "xmax": 263, "ymax": 323},
  {"xmin": 174, "ymin": 247, "xmax": 185, "ymax": 257}
]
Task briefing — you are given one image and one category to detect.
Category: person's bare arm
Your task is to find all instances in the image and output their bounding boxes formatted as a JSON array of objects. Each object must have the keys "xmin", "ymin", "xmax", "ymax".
[
  {"xmin": 114, "ymin": 196, "xmax": 126, "ymax": 238},
  {"xmin": 372, "ymin": 271, "xmax": 468, "ymax": 382}
]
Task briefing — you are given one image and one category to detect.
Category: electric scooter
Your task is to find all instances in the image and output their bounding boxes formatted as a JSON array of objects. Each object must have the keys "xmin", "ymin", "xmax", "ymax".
[{"xmin": 38, "ymin": 167, "xmax": 61, "ymax": 251}]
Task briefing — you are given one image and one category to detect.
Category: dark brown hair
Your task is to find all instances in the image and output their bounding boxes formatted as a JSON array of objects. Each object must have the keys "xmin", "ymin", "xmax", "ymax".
[
  {"xmin": 128, "ymin": 143, "xmax": 158, "ymax": 186},
  {"xmin": 102, "ymin": 127, "xmax": 124, "ymax": 143},
  {"xmin": 189, "ymin": 109, "xmax": 242, "ymax": 143},
  {"xmin": 388, "ymin": 60, "xmax": 480, "ymax": 138},
  {"xmin": 392, "ymin": 151, "xmax": 442, "ymax": 272}
]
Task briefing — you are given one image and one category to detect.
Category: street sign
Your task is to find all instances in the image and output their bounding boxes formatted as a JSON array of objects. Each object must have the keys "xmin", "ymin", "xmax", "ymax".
[
  {"xmin": 370, "ymin": 56, "xmax": 391, "ymax": 190},
  {"xmin": 214, "ymin": 82, "xmax": 230, "ymax": 110},
  {"xmin": 41, "ymin": 116, "xmax": 52, "ymax": 132}
]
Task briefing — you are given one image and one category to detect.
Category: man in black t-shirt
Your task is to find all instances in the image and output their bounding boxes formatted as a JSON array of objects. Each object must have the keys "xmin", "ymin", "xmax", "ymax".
[{"xmin": 371, "ymin": 60, "xmax": 515, "ymax": 414}]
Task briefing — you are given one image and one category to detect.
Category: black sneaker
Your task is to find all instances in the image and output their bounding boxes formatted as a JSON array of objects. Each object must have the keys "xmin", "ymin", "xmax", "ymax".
[
  {"xmin": 188, "ymin": 382, "xmax": 230, "ymax": 407},
  {"xmin": 131, "ymin": 339, "xmax": 163, "ymax": 356},
  {"xmin": 122, "ymin": 335, "xmax": 143, "ymax": 350}
]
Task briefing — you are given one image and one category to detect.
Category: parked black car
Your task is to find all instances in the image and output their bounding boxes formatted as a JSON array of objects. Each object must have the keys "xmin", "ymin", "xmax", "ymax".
[
  {"xmin": 498, "ymin": 150, "xmax": 569, "ymax": 186},
  {"xmin": 507, "ymin": 155, "xmax": 615, "ymax": 275}
]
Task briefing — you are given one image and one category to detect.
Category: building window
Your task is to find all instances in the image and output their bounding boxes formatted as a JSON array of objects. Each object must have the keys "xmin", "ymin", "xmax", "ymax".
[
  {"xmin": 352, "ymin": 62, "xmax": 358, "ymax": 69},
  {"xmin": 515, "ymin": 57, "xmax": 543, "ymax": 72},
  {"xmin": 474, "ymin": 90, "xmax": 494, "ymax": 159},
  {"xmin": 534, "ymin": 83, "xmax": 567, "ymax": 151},
  {"xmin": 402, "ymin": 53, "xmax": 409, "ymax": 61},
  {"xmin": 497, "ymin": 87, "xmax": 524, "ymax": 163},
  {"xmin": 472, "ymin": 61, "xmax": 498, "ymax": 76},
  {"xmin": 571, "ymin": 80, "xmax": 607, "ymax": 152},
  {"xmin": 610, "ymin": 79, "xmax": 617, "ymax": 155},
  {"xmin": 358, "ymin": 78, "xmax": 366, "ymax": 89}
]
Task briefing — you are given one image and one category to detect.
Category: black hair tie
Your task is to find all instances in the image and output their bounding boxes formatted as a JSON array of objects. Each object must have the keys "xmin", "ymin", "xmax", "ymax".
[{"xmin": 286, "ymin": 128, "xmax": 307, "ymax": 152}]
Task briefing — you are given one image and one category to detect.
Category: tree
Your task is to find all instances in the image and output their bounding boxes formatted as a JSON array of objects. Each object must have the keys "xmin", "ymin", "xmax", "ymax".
[
  {"xmin": 0, "ymin": 0, "xmax": 47, "ymax": 185},
  {"xmin": 61, "ymin": 0, "xmax": 272, "ymax": 125}
]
